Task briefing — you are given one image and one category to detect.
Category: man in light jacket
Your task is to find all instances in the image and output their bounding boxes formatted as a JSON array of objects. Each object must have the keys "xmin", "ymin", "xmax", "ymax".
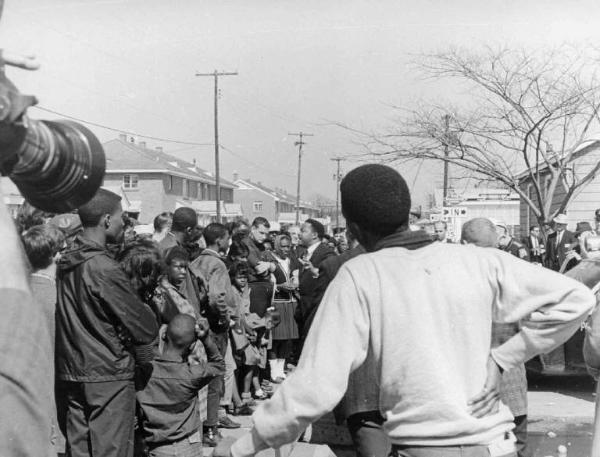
[{"xmin": 228, "ymin": 164, "xmax": 594, "ymax": 457}]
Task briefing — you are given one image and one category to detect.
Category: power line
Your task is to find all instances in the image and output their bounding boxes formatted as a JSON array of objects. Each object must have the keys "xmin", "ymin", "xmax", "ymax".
[
  {"xmin": 31, "ymin": 106, "xmax": 214, "ymax": 146},
  {"xmin": 219, "ymin": 144, "xmax": 296, "ymax": 179}
]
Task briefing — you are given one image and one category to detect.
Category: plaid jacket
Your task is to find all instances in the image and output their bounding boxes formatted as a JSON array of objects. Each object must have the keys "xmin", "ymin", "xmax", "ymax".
[{"xmin": 492, "ymin": 322, "xmax": 527, "ymax": 417}]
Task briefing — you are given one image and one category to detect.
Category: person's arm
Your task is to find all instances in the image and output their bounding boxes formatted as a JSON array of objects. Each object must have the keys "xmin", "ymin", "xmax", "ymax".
[
  {"xmin": 190, "ymin": 335, "xmax": 225, "ymax": 389},
  {"xmin": 584, "ymin": 295, "xmax": 600, "ymax": 378},
  {"xmin": 206, "ymin": 261, "xmax": 231, "ymax": 320},
  {"xmin": 489, "ymin": 250, "xmax": 595, "ymax": 371},
  {"xmin": 231, "ymin": 266, "xmax": 370, "ymax": 455},
  {"xmin": 95, "ymin": 263, "xmax": 159, "ymax": 344}
]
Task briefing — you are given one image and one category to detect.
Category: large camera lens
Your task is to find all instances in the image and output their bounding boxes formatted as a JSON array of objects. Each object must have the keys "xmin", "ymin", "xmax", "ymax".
[{"xmin": 7, "ymin": 119, "xmax": 105, "ymax": 213}]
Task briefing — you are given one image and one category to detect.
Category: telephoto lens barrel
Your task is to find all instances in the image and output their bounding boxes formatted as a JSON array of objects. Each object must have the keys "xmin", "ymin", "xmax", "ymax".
[{"xmin": 7, "ymin": 119, "xmax": 105, "ymax": 213}]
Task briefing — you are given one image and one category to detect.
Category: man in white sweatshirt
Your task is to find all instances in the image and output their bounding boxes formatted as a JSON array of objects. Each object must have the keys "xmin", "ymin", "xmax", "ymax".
[{"xmin": 228, "ymin": 164, "xmax": 595, "ymax": 457}]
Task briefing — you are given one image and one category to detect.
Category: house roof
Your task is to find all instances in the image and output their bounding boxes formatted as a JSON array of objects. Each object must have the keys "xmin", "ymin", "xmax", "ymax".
[
  {"xmin": 103, "ymin": 139, "xmax": 234, "ymax": 188},
  {"xmin": 234, "ymin": 178, "xmax": 318, "ymax": 209},
  {"xmin": 516, "ymin": 140, "xmax": 600, "ymax": 182}
]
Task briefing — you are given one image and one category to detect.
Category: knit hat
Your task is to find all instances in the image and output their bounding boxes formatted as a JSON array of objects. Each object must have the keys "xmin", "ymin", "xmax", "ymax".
[{"xmin": 341, "ymin": 164, "xmax": 411, "ymax": 235}]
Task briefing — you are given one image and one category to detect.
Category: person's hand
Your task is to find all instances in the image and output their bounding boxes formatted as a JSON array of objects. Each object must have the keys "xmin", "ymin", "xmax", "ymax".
[
  {"xmin": 195, "ymin": 318, "xmax": 209, "ymax": 340},
  {"xmin": 255, "ymin": 261, "xmax": 271, "ymax": 275},
  {"xmin": 468, "ymin": 355, "xmax": 502, "ymax": 418}
]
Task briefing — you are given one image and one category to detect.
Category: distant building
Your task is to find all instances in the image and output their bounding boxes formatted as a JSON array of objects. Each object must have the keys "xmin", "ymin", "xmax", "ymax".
[
  {"xmin": 518, "ymin": 140, "xmax": 600, "ymax": 235},
  {"xmin": 430, "ymin": 186, "xmax": 520, "ymax": 241},
  {"xmin": 103, "ymin": 135, "xmax": 242, "ymax": 224},
  {"xmin": 233, "ymin": 176, "xmax": 321, "ymax": 225}
]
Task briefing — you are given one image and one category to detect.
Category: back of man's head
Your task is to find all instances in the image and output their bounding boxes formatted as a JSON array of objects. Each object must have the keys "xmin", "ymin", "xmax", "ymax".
[
  {"xmin": 305, "ymin": 218, "xmax": 325, "ymax": 239},
  {"xmin": 21, "ymin": 224, "xmax": 65, "ymax": 271},
  {"xmin": 461, "ymin": 218, "xmax": 498, "ymax": 248},
  {"xmin": 165, "ymin": 314, "xmax": 196, "ymax": 350},
  {"xmin": 341, "ymin": 164, "xmax": 411, "ymax": 237},
  {"xmin": 171, "ymin": 207, "xmax": 198, "ymax": 233},
  {"xmin": 77, "ymin": 188, "xmax": 122, "ymax": 228},
  {"xmin": 203, "ymin": 223, "xmax": 228, "ymax": 246}
]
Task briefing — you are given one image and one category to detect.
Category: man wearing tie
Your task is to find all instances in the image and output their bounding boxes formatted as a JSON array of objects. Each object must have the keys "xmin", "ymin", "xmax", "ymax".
[
  {"xmin": 545, "ymin": 214, "xmax": 578, "ymax": 271},
  {"xmin": 522, "ymin": 225, "xmax": 545, "ymax": 264}
]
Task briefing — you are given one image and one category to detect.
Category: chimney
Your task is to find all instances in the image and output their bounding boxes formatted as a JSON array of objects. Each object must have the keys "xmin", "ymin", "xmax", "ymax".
[
  {"xmin": 118, "ymin": 133, "xmax": 127, "ymax": 141},
  {"xmin": 233, "ymin": 171, "xmax": 239, "ymax": 181},
  {"xmin": 155, "ymin": 146, "xmax": 163, "ymax": 153},
  {"xmin": 139, "ymin": 141, "xmax": 147, "ymax": 149},
  {"xmin": 192, "ymin": 158, "xmax": 197, "ymax": 166}
]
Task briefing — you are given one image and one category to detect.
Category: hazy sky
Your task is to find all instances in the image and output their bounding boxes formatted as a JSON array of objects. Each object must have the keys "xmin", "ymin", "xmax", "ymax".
[{"xmin": 3, "ymin": 0, "xmax": 600, "ymax": 205}]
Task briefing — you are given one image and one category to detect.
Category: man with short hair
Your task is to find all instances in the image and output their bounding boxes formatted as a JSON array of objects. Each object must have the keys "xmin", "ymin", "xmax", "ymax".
[
  {"xmin": 546, "ymin": 214, "xmax": 578, "ymax": 271},
  {"xmin": 189, "ymin": 223, "xmax": 239, "ymax": 443},
  {"xmin": 461, "ymin": 218, "xmax": 531, "ymax": 457},
  {"xmin": 21, "ymin": 224, "xmax": 65, "ymax": 454},
  {"xmin": 243, "ymin": 217, "xmax": 278, "ymax": 317},
  {"xmin": 522, "ymin": 225, "xmax": 545, "ymax": 264},
  {"xmin": 229, "ymin": 164, "xmax": 594, "ymax": 457},
  {"xmin": 296, "ymin": 218, "xmax": 335, "ymax": 339},
  {"xmin": 434, "ymin": 220, "xmax": 452, "ymax": 243},
  {"xmin": 55, "ymin": 188, "xmax": 159, "ymax": 457},
  {"xmin": 137, "ymin": 314, "xmax": 225, "ymax": 457}
]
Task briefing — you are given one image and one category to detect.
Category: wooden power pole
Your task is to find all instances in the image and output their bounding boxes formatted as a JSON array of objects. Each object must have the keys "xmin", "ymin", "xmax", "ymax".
[
  {"xmin": 196, "ymin": 70, "xmax": 238, "ymax": 222},
  {"xmin": 331, "ymin": 157, "xmax": 345, "ymax": 229},
  {"xmin": 288, "ymin": 132, "xmax": 314, "ymax": 225}
]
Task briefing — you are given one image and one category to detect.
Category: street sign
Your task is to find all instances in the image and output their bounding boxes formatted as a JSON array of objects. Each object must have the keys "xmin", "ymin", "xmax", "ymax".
[{"xmin": 442, "ymin": 206, "xmax": 468, "ymax": 218}]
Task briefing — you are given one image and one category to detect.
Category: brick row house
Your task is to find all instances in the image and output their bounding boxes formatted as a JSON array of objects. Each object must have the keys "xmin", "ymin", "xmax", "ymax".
[
  {"xmin": 233, "ymin": 177, "xmax": 322, "ymax": 225},
  {"xmin": 103, "ymin": 135, "xmax": 242, "ymax": 225}
]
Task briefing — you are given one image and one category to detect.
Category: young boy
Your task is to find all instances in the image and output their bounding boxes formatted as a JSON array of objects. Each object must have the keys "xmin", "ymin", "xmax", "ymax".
[{"xmin": 137, "ymin": 314, "xmax": 225, "ymax": 456}]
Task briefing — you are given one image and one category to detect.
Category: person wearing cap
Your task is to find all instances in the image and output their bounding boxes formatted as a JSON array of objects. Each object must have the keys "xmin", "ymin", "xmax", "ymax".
[
  {"xmin": 48, "ymin": 213, "xmax": 83, "ymax": 247},
  {"xmin": 546, "ymin": 214, "xmax": 578, "ymax": 271},
  {"xmin": 224, "ymin": 164, "xmax": 594, "ymax": 457}
]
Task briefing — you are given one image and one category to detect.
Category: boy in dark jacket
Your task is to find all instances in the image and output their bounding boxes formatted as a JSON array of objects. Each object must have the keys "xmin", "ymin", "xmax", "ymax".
[
  {"xmin": 137, "ymin": 314, "xmax": 225, "ymax": 456},
  {"xmin": 55, "ymin": 189, "xmax": 158, "ymax": 457}
]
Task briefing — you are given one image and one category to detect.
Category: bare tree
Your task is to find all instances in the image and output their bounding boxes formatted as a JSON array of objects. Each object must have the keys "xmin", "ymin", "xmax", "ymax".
[{"xmin": 355, "ymin": 46, "xmax": 600, "ymax": 227}]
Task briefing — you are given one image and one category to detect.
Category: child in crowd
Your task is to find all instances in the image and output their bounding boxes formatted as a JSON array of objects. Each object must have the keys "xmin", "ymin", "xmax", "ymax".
[
  {"xmin": 136, "ymin": 314, "xmax": 224, "ymax": 457},
  {"xmin": 229, "ymin": 261, "xmax": 271, "ymax": 403},
  {"xmin": 152, "ymin": 246, "xmax": 208, "ymax": 363}
]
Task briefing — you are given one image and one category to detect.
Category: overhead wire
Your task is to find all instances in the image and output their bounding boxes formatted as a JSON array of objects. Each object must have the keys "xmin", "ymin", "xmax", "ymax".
[{"xmin": 31, "ymin": 106, "xmax": 213, "ymax": 146}]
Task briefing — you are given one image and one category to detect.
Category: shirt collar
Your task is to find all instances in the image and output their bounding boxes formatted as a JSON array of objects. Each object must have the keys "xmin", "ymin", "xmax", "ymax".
[{"xmin": 306, "ymin": 241, "xmax": 321, "ymax": 259}]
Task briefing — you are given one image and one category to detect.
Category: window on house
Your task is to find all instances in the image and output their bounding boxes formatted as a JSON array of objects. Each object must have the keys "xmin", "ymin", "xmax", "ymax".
[
  {"xmin": 168, "ymin": 175, "xmax": 173, "ymax": 191},
  {"xmin": 123, "ymin": 174, "xmax": 139, "ymax": 189},
  {"xmin": 183, "ymin": 179, "xmax": 189, "ymax": 198},
  {"xmin": 253, "ymin": 201, "xmax": 263, "ymax": 212}
]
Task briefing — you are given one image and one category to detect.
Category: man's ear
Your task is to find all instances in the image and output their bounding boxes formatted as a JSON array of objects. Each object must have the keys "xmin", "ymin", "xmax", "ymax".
[
  {"xmin": 104, "ymin": 214, "xmax": 111, "ymax": 229},
  {"xmin": 162, "ymin": 332, "xmax": 168, "ymax": 342}
]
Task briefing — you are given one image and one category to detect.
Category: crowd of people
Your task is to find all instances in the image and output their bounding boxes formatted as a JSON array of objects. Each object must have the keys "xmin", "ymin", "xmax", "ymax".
[
  {"xmin": 8, "ymin": 163, "xmax": 600, "ymax": 457},
  {"xmin": 15, "ymin": 190, "xmax": 352, "ymax": 457}
]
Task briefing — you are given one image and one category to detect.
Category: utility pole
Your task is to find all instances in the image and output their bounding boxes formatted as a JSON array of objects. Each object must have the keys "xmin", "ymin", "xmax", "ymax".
[
  {"xmin": 288, "ymin": 132, "xmax": 314, "ymax": 225},
  {"xmin": 331, "ymin": 157, "xmax": 345, "ymax": 229},
  {"xmin": 442, "ymin": 114, "xmax": 450, "ymax": 207},
  {"xmin": 196, "ymin": 70, "xmax": 238, "ymax": 223}
]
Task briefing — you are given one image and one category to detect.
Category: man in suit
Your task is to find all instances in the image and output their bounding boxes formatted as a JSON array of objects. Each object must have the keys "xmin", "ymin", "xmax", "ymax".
[
  {"xmin": 546, "ymin": 214, "xmax": 578, "ymax": 271},
  {"xmin": 296, "ymin": 218, "xmax": 335, "ymax": 341},
  {"xmin": 522, "ymin": 225, "xmax": 545, "ymax": 264}
]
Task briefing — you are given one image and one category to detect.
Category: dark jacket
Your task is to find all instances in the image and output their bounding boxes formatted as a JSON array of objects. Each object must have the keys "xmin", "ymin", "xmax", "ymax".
[
  {"xmin": 137, "ymin": 337, "xmax": 225, "ymax": 446},
  {"xmin": 56, "ymin": 236, "xmax": 159, "ymax": 382},
  {"xmin": 297, "ymin": 242, "xmax": 336, "ymax": 329},
  {"xmin": 546, "ymin": 229, "xmax": 578, "ymax": 271},
  {"xmin": 189, "ymin": 249, "xmax": 235, "ymax": 333},
  {"xmin": 243, "ymin": 236, "xmax": 273, "ymax": 283},
  {"xmin": 303, "ymin": 245, "xmax": 366, "ymax": 336}
]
